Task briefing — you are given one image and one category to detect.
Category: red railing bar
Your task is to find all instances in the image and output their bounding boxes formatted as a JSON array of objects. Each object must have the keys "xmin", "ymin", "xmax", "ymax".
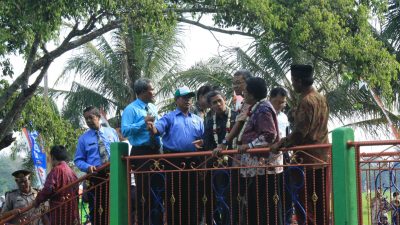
[
  {"xmin": 348, "ymin": 140, "xmax": 400, "ymax": 147},
  {"xmin": 124, "ymin": 144, "xmax": 332, "ymax": 160},
  {"xmin": 0, "ymin": 163, "xmax": 110, "ymax": 224},
  {"xmin": 359, "ymin": 152, "xmax": 400, "ymax": 157}
]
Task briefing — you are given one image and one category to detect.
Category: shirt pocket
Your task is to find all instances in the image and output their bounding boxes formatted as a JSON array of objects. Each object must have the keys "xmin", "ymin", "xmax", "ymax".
[
  {"xmin": 14, "ymin": 197, "xmax": 26, "ymax": 208},
  {"xmin": 85, "ymin": 142, "xmax": 98, "ymax": 155},
  {"xmin": 190, "ymin": 118, "xmax": 202, "ymax": 138}
]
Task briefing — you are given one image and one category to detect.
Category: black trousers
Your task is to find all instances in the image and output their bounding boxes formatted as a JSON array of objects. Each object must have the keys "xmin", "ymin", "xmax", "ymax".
[
  {"xmin": 131, "ymin": 146, "xmax": 163, "ymax": 225},
  {"xmin": 284, "ymin": 167, "xmax": 328, "ymax": 225},
  {"xmin": 162, "ymin": 152, "xmax": 200, "ymax": 225},
  {"xmin": 239, "ymin": 173, "xmax": 283, "ymax": 225}
]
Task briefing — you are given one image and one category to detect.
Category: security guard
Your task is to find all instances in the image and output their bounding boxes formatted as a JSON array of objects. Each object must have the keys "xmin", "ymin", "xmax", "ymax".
[{"xmin": 0, "ymin": 169, "xmax": 43, "ymax": 225}]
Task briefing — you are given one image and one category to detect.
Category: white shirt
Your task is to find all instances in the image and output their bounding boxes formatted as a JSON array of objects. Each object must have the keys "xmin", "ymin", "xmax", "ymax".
[{"xmin": 277, "ymin": 112, "xmax": 290, "ymax": 138}]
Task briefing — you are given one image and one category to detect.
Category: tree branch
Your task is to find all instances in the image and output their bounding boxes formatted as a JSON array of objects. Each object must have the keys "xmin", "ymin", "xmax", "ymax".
[
  {"xmin": 178, "ymin": 17, "xmax": 258, "ymax": 38},
  {"xmin": 0, "ymin": 61, "xmax": 51, "ymax": 146},
  {"xmin": 0, "ymin": 20, "xmax": 121, "ymax": 113},
  {"xmin": 170, "ymin": 7, "xmax": 218, "ymax": 14},
  {"xmin": 0, "ymin": 34, "xmax": 41, "ymax": 111},
  {"xmin": 32, "ymin": 20, "xmax": 121, "ymax": 74}
]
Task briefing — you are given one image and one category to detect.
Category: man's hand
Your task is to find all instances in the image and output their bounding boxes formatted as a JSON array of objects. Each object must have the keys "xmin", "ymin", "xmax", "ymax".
[
  {"xmin": 238, "ymin": 144, "xmax": 249, "ymax": 154},
  {"xmin": 88, "ymin": 166, "xmax": 96, "ymax": 174},
  {"xmin": 192, "ymin": 139, "xmax": 203, "ymax": 149},
  {"xmin": 212, "ymin": 148, "xmax": 222, "ymax": 157},
  {"xmin": 270, "ymin": 142, "xmax": 282, "ymax": 153},
  {"xmin": 146, "ymin": 121, "xmax": 154, "ymax": 131},
  {"xmin": 144, "ymin": 115, "xmax": 155, "ymax": 123},
  {"xmin": 212, "ymin": 144, "xmax": 227, "ymax": 157}
]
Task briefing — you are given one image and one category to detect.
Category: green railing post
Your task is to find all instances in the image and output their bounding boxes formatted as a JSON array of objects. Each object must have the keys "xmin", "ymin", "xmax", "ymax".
[
  {"xmin": 110, "ymin": 142, "xmax": 129, "ymax": 225},
  {"xmin": 332, "ymin": 127, "xmax": 358, "ymax": 225}
]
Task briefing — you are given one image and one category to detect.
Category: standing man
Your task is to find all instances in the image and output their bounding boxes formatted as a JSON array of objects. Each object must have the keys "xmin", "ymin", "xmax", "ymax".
[
  {"xmin": 269, "ymin": 87, "xmax": 290, "ymax": 139},
  {"xmin": 202, "ymin": 90, "xmax": 237, "ymax": 225},
  {"xmin": 147, "ymin": 86, "xmax": 204, "ymax": 225},
  {"xmin": 215, "ymin": 70, "xmax": 252, "ymax": 151},
  {"xmin": 74, "ymin": 106, "xmax": 119, "ymax": 225},
  {"xmin": 271, "ymin": 64, "xmax": 329, "ymax": 225},
  {"xmin": 121, "ymin": 78, "xmax": 161, "ymax": 225},
  {"xmin": 0, "ymin": 170, "xmax": 42, "ymax": 225}
]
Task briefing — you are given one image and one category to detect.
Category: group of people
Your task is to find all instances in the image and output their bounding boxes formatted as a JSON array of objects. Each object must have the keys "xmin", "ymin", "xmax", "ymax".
[
  {"xmin": 120, "ymin": 64, "xmax": 329, "ymax": 225},
  {"xmin": 0, "ymin": 63, "xmax": 330, "ymax": 225}
]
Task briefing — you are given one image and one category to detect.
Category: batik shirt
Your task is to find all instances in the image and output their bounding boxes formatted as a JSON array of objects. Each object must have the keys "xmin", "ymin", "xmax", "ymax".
[
  {"xmin": 284, "ymin": 87, "xmax": 329, "ymax": 163},
  {"xmin": 238, "ymin": 100, "xmax": 280, "ymax": 177}
]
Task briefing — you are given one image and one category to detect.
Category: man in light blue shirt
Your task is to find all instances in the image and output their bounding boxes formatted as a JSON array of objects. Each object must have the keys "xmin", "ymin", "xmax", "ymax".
[
  {"xmin": 74, "ymin": 106, "xmax": 119, "ymax": 225},
  {"xmin": 121, "ymin": 78, "xmax": 160, "ymax": 155},
  {"xmin": 121, "ymin": 78, "xmax": 162, "ymax": 225}
]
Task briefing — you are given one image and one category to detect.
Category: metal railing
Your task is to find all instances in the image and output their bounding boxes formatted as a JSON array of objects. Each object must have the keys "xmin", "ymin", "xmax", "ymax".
[
  {"xmin": 349, "ymin": 140, "xmax": 400, "ymax": 225},
  {"xmin": 0, "ymin": 163, "xmax": 110, "ymax": 225},
  {"xmin": 125, "ymin": 144, "xmax": 333, "ymax": 225}
]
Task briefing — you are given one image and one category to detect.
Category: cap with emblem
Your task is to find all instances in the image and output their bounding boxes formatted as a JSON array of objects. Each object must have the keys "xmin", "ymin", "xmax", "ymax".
[
  {"xmin": 11, "ymin": 169, "xmax": 31, "ymax": 177},
  {"xmin": 174, "ymin": 86, "xmax": 195, "ymax": 98}
]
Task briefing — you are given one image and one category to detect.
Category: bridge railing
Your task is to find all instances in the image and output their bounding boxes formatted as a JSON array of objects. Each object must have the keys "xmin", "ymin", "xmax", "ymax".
[
  {"xmin": 0, "ymin": 163, "xmax": 110, "ymax": 225},
  {"xmin": 124, "ymin": 143, "xmax": 333, "ymax": 225},
  {"xmin": 348, "ymin": 140, "xmax": 400, "ymax": 225}
]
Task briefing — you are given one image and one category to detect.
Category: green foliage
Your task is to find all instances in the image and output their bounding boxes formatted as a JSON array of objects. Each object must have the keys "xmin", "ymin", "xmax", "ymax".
[
  {"xmin": 211, "ymin": 0, "xmax": 400, "ymax": 98},
  {"xmin": 15, "ymin": 95, "xmax": 82, "ymax": 154},
  {"xmin": 0, "ymin": 0, "xmax": 173, "ymax": 57},
  {"xmin": 54, "ymin": 24, "xmax": 182, "ymax": 125},
  {"xmin": 0, "ymin": 156, "xmax": 24, "ymax": 194}
]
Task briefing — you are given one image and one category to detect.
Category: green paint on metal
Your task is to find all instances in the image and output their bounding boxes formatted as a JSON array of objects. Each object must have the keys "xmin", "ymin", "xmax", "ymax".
[
  {"xmin": 332, "ymin": 127, "xmax": 358, "ymax": 225},
  {"xmin": 109, "ymin": 142, "xmax": 129, "ymax": 225}
]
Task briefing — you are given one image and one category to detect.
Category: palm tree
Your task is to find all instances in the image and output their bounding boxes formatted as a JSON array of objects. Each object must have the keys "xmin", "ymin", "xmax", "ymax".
[
  {"xmin": 161, "ymin": 32, "xmax": 400, "ymax": 138},
  {"xmin": 53, "ymin": 24, "xmax": 182, "ymax": 127}
]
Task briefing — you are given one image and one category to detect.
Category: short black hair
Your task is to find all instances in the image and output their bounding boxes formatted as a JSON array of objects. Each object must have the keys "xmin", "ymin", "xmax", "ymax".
[
  {"xmin": 233, "ymin": 69, "xmax": 252, "ymax": 80},
  {"xmin": 246, "ymin": 77, "xmax": 267, "ymax": 100},
  {"xmin": 291, "ymin": 64, "xmax": 314, "ymax": 86},
  {"xmin": 50, "ymin": 145, "xmax": 69, "ymax": 161},
  {"xmin": 270, "ymin": 87, "xmax": 288, "ymax": 98},
  {"xmin": 83, "ymin": 106, "xmax": 101, "ymax": 117},
  {"xmin": 206, "ymin": 90, "xmax": 226, "ymax": 104},
  {"xmin": 196, "ymin": 85, "xmax": 213, "ymax": 100}
]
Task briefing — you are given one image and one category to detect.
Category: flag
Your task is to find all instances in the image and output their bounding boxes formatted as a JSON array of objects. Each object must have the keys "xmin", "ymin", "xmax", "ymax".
[{"xmin": 22, "ymin": 128, "xmax": 47, "ymax": 187}]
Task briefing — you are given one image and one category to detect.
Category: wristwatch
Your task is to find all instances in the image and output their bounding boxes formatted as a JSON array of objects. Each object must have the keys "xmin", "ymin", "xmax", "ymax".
[{"xmin": 222, "ymin": 139, "xmax": 229, "ymax": 145}]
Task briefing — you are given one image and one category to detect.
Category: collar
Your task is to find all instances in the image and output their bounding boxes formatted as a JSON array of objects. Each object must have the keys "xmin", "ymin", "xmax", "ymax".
[
  {"xmin": 18, "ymin": 188, "xmax": 36, "ymax": 196},
  {"xmin": 135, "ymin": 98, "xmax": 148, "ymax": 110},
  {"xmin": 175, "ymin": 108, "xmax": 191, "ymax": 117},
  {"xmin": 300, "ymin": 86, "xmax": 316, "ymax": 98},
  {"xmin": 216, "ymin": 107, "xmax": 231, "ymax": 118},
  {"xmin": 89, "ymin": 126, "xmax": 105, "ymax": 136}
]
